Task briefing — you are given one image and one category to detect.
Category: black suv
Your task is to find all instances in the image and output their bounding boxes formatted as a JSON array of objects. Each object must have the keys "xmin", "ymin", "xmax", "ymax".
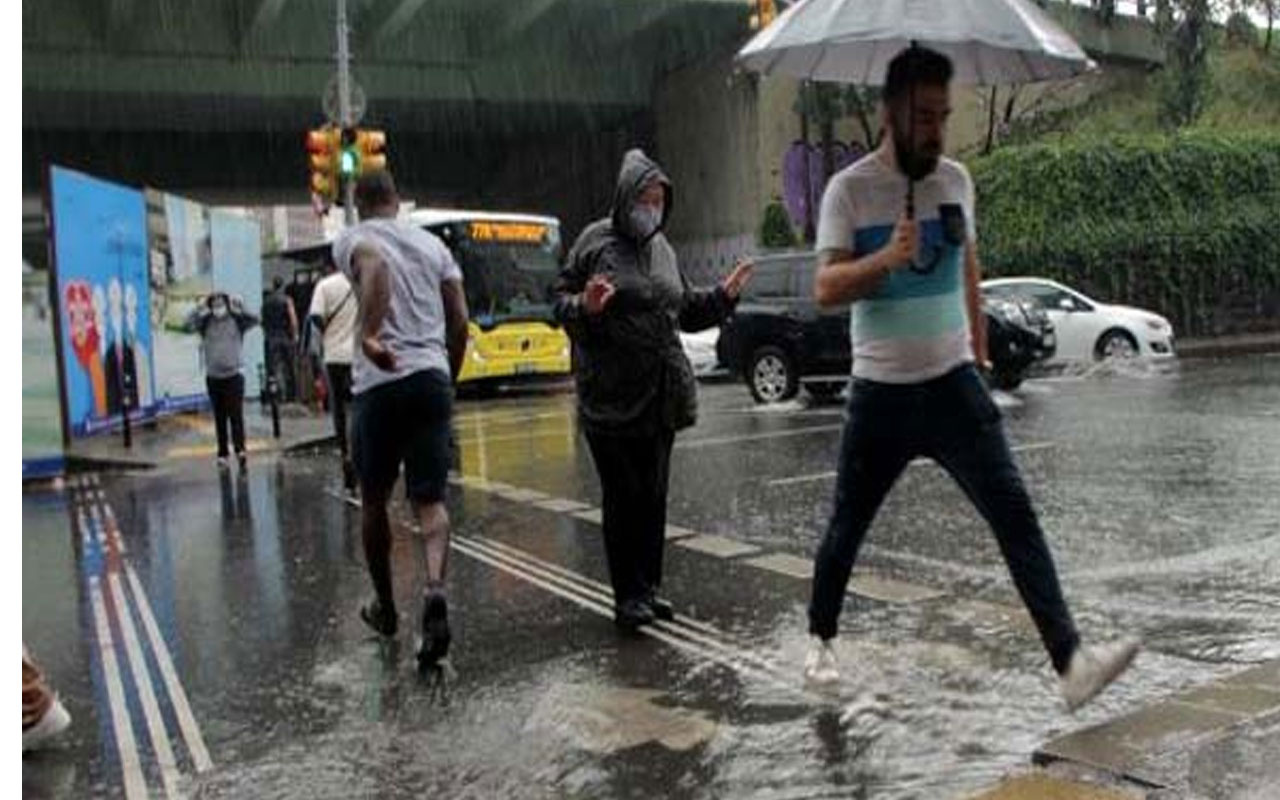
[{"xmin": 717, "ymin": 252, "xmax": 1055, "ymax": 403}]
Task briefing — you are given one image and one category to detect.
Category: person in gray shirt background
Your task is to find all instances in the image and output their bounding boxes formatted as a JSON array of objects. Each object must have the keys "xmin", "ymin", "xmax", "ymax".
[{"xmin": 190, "ymin": 292, "xmax": 259, "ymax": 470}]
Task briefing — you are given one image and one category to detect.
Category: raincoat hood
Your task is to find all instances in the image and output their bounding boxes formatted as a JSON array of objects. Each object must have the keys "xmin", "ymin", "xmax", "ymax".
[{"xmin": 611, "ymin": 148, "xmax": 673, "ymax": 243}]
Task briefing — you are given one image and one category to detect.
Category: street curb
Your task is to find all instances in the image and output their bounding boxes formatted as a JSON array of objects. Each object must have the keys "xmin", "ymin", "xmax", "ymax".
[
  {"xmin": 42, "ymin": 432, "xmax": 338, "ymax": 478},
  {"xmin": 63, "ymin": 454, "xmax": 159, "ymax": 474},
  {"xmin": 1032, "ymin": 660, "xmax": 1280, "ymax": 792},
  {"xmin": 1176, "ymin": 333, "xmax": 1280, "ymax": 358}
]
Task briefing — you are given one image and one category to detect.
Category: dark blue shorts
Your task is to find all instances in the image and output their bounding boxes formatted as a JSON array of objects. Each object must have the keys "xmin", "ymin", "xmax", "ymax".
[{"xmin": 352, "ymin": 369, "xmax": 453, "ymax": 504}]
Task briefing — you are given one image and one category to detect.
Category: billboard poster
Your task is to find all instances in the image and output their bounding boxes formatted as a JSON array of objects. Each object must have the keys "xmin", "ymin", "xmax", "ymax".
[
  {"xmin": 22, "ymin": 262, "xmax": 65, "ymax": 477},
  {"xmin": 148, "ymin": 190, "xmax": 214, "ymax": 412},
  {"xmin": 211, "ymin": 211, "xmax": 265, "ymax": 398},
  {"xmin": 49, "ymin": 166, "xmax": 157, "ymax": 438}
]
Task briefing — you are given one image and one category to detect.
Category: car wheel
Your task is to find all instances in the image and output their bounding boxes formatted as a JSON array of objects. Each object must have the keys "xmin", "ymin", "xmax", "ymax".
[
  {"xmin": 747, "ymin": 346, "xmax": 799, "ymax": 404},
  {"xmin": 805, "ymin": 381, "xmax": 845, "ymax": 401},
  {"xmin": 1095, "ymin": 329, "xmax": 1139, "ymax": 361}
]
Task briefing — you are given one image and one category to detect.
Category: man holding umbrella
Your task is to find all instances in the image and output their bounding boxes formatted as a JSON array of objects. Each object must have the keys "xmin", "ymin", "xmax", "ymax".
[{"xmin": 801, "ymin": 46, "xmax": 1137, "ymax": 711}]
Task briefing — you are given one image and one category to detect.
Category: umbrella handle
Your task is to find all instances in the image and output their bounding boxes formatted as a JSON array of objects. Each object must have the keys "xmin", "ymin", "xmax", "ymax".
[{"xmin": 905, "ymin": 40, "xmax": 919, "ymax": 220}]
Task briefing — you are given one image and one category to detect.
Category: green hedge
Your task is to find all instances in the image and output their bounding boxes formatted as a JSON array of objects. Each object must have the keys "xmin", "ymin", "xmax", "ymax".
[{"xmin": 971, "ymin": 132, "xmax": 1280, "ymax": 337}]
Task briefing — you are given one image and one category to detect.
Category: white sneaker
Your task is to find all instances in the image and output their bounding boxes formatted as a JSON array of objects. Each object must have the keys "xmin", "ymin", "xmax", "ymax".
[
  {"xmin": 804, "ymin": 637, "xmax": 841, "ymax": 687},
  {"xmin": 1060, "ymin": 637, "xmax": 1140, "ymax": 712},
  {"xmin": 23, "ymin": 696, "xmax": 71, "ymax": 752}
]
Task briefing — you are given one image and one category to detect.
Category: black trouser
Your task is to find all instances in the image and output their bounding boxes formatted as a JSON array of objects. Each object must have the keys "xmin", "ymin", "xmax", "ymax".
[
  {"xmin": 206, "ymin": 374, "xmax": 246, "ymax": 458},
  {"xmin": 585, "ymin": 428, "xmax": 676, "ymax": 607},
  {"xmin": 808, "ymin": 364, "xmax": 1081, "ymax": 674},
  {"xmin": 326, "ymin": 363, "xmax": 353, "ymax": 458},
  {"xmin": 266, "ymin": 337, "xmax": 295, "ymax": 401}
]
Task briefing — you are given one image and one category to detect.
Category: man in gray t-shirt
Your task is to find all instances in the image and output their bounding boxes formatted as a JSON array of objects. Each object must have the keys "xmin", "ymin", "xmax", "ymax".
[{"xmin": 333, "ymin": 170, "xmax": 469, "ymax": 672}]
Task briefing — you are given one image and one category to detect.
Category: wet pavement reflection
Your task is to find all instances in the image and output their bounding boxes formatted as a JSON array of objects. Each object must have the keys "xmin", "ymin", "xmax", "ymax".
[{"xmin": 22, "ymin": 356, "xmax": 1280, "ymax": 798}]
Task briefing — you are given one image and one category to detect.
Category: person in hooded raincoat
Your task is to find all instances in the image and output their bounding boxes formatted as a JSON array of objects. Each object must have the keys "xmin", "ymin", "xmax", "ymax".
[{"xmin": 554, "ymin": 148, "xmax": 753, "ymax": 630}]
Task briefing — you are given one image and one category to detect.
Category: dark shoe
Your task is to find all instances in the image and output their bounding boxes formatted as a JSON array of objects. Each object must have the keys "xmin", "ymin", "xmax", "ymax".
[
  {"xmin": 418, "ymin": 593, "xmax": 451, "ymax": 671},
  {"xmin": 360, "ymin": 599, "xmax": 397, "ymax": 637},
  {"xmin": 614, "ymin": 598, "xmax": 656, "ymax": 631},
  {"xmin": 342, "ymin": 459, "xmax": 357, "ymax": 492},
  {"xmin": 647, "ymin": 597, "xmax": 675, "ymax": 622},
  {"xmin": 236, "ymin": 451, "xmax": 248, "ymax": 471}
]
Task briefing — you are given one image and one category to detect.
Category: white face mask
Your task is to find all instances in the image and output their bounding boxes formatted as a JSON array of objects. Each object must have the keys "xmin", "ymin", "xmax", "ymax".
[
  {"xmin": 212, "ymin": 303, "xmax": 229, "ymax": 319},
  {"xmin": 629, "ymin": 204, "xmax": 662, "ymax": 239}
]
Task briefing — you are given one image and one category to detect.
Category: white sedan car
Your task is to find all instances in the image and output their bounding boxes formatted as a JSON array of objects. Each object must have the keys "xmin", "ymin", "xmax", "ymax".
[{"xmin": 982, "ymin": 277, "xmax": 1175, "ymax": 362}]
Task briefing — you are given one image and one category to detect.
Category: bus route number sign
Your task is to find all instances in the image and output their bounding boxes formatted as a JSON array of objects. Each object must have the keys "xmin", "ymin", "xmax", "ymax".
[{"xmin": 469, "ymin": 221, "xmax": 547, "ymax": 244}]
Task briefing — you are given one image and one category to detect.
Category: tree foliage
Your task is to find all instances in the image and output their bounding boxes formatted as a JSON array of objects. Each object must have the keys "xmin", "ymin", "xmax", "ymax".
[{"xmin": 970, "ymin": 131, "xmax": 1280, "ymax": 336}]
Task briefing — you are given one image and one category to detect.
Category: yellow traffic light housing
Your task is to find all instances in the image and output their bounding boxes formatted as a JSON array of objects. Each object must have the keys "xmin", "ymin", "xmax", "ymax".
[
  {"xmin": 306, "ymin": 127, "xmax": 341, "ymax": 203},
  {"xmin": 355, "ymin": 129, "xmax": 388, "ymax": 174},
  {"xmin": 750, "ymin": 0, "xmax": 778, "ymax": 30}
]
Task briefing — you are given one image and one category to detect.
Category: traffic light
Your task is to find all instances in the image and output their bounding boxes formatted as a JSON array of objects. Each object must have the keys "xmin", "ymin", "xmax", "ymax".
[
  {"xmin": 355, "ymin": 129, "xmax": 387, "ymax": 174},
  {"xmin": 308, "ymin": 127, "xmax": 388, "ymax": 206},
  {"xmin": 750, "ymin": 0, "xmax": 778, "ymax": 30},
  {"xmin": 306, "ymin": 127, "xmax": 341, "ymax": 202}
]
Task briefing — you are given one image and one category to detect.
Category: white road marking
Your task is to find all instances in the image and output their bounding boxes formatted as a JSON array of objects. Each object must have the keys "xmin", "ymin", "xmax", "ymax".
[
  {"xmin": 107, "ymin": 572, "xmax": 183, "ymax": 799},
  {"xmin": 452, "ymin": 409, "xmax": 573, "ymax": 427},
  {"xmin": 97, "ymin": 502, "xmax": 127, "ymax": 554},
  {"xmin": 742, "ymin": 552, "xmax": 813, "ymax": 580},
  {"xmin": 765, "ymin": 442, "xmax": 1059, "ymax": 485},
  {"xmin": 125, "ymin": 564, "xmax": 215, "ymax": 773},
  {"xmin": 89, "ymin": 577, "xmax": 151, "ymax": 800},
  {"xmin": 572, "ymin": 508, "xmax": 604, "ymax": 524},
  {"xmin": 452, "ymin": 537, "xmax": 793, "ymax": 692},
  {"xmin": 766, "ymin": 471, "xmax": 838, "ymax": 487},
  {"xmin": 452, "ymin": 428, "xmax": 575, "ymax": 448},
  {"xmin": 674, "ymin": 534, "xmax": 761, "ymax": 559},
  {"xmin": 675, "ymin": 424, "xmax": 844, "ymax": 450},
  {"xmin": 532, "ymin": 498, "xmax": 593, "ymax": 514},
  {"xmin": 473, "ymin": 535, "xmax": 728, "ymax": 641},
  {"xmin": 327, "ymin": 489, "xmax": 804, "ymax": 695}
]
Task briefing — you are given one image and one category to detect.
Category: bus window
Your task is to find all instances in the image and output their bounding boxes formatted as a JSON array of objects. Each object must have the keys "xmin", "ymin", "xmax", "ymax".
[{"xmin": 441, "ymin": 222, "xmax": 562, "ymax": 331}]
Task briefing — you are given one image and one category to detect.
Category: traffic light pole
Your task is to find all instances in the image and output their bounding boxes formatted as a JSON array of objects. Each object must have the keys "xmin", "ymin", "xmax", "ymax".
[{"xmin": 336, "ymin": 0, "xmax": 356, "ymax": 226}]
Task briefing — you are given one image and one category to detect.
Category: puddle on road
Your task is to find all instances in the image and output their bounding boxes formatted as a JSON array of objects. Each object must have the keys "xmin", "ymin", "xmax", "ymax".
[
  {"xmin": 1035, "ymin": 356, "xmax": 1181, "ymax": 383},
  {"xmin": 525, "ymin": 684, "xmax": 718, "ymax": 754}
]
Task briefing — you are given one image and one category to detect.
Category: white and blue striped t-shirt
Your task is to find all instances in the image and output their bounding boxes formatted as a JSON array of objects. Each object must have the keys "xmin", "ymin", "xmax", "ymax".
[{"xmin": 816, "ymin": 153, "xmax": 977, "ymax": 384}]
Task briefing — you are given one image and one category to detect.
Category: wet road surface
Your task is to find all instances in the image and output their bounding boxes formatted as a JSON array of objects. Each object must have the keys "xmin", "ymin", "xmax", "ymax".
[{"xmin": 22, "ymin": 355, "xmax": 1280, "ymax": 798}]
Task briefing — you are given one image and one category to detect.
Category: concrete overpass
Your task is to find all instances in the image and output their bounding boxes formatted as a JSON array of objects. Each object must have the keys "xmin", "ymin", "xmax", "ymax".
[
  {"xmin": 23, "ymin": 0, "xmax": 1163, "ymax": 266},
  {"xmin": 23, "ymin": 0, "xmax": 750, "ymax": 232}
]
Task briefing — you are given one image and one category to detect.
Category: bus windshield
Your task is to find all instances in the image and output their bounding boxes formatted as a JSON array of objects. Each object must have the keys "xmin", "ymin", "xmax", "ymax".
[{"xmin": 441, "ymin": 220, "xmax": 562, "ymax": 330}]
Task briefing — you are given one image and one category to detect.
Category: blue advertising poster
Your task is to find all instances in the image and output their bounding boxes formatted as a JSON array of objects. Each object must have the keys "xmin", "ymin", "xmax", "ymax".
[
  {"xmin": 150, "ymin": 190, "xmax": 214, "ymax": 413},
  {"xmin": 211, "ymin": 211, "xmax": 265, "ymax": 397},
  {"xmin": 50, "ymin": 166, "xmax": 157, "ymax": 438}
]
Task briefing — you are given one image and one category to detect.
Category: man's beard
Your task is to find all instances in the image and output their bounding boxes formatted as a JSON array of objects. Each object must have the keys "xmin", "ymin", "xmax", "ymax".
[{"xmin": 894, "ymin": 129, "xmax": 940, "ymax": 181}]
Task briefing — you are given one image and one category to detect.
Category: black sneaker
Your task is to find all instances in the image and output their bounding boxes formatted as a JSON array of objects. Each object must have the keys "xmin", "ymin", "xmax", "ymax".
[
  {"xmin": 614, "ymin": 598, "xmax": 656, "ymax": 631},
  {"xmin": 236, "ymin": 452, "xmax": 248, "ymax": 471},
  {"xmin": 360, "ymin": 599, "xmax": 397, "ymax": 637},
  {"xmin": 342, "ymin": 460, "xmax": 357, "ymax": 493},
  {"xmin": 647, "ymin": 596, "xmax": 675, "ymax": 622},
  {"xmin": 418, "ymin": 593, "xmax": 451, "ymax": 671}
]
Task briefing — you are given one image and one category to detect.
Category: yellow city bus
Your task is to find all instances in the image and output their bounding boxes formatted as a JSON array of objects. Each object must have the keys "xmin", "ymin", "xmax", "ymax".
[{"xmin": 273, "ymin": 209, "xmax": 571, "ymax": 389}]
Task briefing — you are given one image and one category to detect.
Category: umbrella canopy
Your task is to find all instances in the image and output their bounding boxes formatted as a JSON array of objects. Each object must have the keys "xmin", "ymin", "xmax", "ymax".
[{"xmin": 736, "ymin": 0, "xmax": 1094, "ymax": 85}]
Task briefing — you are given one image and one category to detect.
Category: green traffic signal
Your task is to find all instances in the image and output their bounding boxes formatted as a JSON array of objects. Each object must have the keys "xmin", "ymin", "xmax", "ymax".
[{"xmin": 339, "ymin": 147, "xmax": 358, "ymax": 177}]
